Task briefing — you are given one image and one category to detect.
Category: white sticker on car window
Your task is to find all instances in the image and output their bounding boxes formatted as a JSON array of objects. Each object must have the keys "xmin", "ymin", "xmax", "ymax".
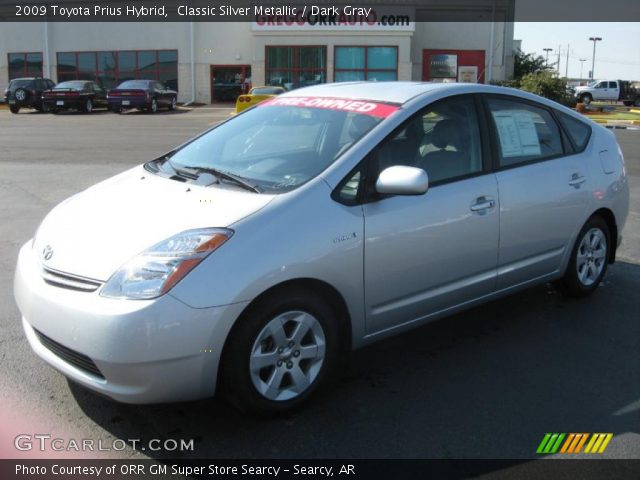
[{"xmin": 493, "ymin": 111, "xmax": 541, "ymax": 157}]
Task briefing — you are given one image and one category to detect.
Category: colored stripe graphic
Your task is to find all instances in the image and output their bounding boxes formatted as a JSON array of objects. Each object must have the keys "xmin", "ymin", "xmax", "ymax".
[
  {"xmin": 537, "ymin": 433, "xmax": 565, "ymax": 454},
  {"xmin": 584, "ymin": 433, "xmax": 613, "ymax": 453},
  {"xmin": 539, "ymin": 433, "xmax": 613, "ymax": 454},
  {"xmin": 560, "ymin": 433, "xmax": 589, "ymax": 453}
]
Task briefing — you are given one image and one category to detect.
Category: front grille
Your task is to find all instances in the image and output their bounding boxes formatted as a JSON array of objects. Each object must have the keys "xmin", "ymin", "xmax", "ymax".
[
  {"xmin": 42, "ymin": 267, "xmax": 102, "ymax": 292},
  {"xmin": 34, "ymin": 329, "xmax": 105, "ymax": 379}
]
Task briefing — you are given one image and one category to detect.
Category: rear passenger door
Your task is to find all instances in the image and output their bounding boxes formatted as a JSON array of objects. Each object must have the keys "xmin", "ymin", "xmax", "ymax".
[{"xmin": 485, "ymin": 95, "xmax": 590, "ymax": 290}]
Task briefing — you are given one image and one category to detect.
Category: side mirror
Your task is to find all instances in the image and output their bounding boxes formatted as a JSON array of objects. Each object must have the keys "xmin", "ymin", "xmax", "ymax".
[{"xmin": 375, "ymin": 165, "xmax": 429, "ymax": 196}]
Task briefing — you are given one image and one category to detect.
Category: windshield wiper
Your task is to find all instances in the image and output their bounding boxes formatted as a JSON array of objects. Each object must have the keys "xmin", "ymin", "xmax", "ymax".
[
  {"xmin": 183, "ymin": 165, "xmax": 261, "ymax": 193},
  {"xmin": 161, "ymin": 157, "xmax": 261, "ymax": 193}
]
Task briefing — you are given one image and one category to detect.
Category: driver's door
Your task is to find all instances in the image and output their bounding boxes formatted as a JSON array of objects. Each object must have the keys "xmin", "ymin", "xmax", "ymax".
[{"xmin": 362, "ymin": 95, "xmax": 499, "ymax": 334}]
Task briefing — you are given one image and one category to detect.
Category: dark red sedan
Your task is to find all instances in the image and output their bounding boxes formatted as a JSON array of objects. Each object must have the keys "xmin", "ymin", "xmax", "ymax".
[
  {"xmin": 42, "ymin": 80, "xmax": 108, "ymax": 114},
  {"xmin": 107, "ymin": 80, "xmax": 178, "ymax": 113}
]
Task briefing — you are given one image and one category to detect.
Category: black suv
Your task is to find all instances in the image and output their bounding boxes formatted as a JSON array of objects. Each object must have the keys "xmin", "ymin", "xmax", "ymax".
[{"xmin": 4, "ymin": 77, "xmax": 56, "ymax": 114}]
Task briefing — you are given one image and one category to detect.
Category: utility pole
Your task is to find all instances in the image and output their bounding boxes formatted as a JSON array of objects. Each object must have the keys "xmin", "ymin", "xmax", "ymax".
[
  {"xmin": 543, "ymin": 48, "xmax": 553, "ymax": 68},
  {"xmin": 579, "ymin": 58, "xmax": 586, "ymax": 83},
  {"xmin": 589, "ymin": 36, "xmax": 602, "ymax": 79},
  {"xmin": 557, "ymin": 45, "xmax": 561, "ymax": 75},
  {"xmin": 565, "ymin": 44, "xmax": 570, "ymax": 78}
]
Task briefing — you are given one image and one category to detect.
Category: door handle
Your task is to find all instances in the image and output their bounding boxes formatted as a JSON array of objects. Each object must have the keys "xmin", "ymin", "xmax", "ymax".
[
  {"xmin": 568, "ymin": 173, "xmax": 587, "ymax": 187},
  {"xmin": 470, "ymin": 197, "xmax": 496, "ymax": 212}
]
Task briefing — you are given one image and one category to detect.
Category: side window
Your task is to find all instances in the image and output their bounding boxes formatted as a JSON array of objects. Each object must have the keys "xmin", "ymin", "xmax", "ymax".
[
  {"xmin": 557, "ymin": 112, "xmax": 592, "ymax": 152},
  {"xmin": 609, "ymin": 81, "xmax": 617, "ymax": 89},
  {"xmin": 374, "ymin": 95, "xmax": 483, "ymax": 184},
  {"xmin": 92, "ymin": 83, "xmax": 103, "ymax": 93},
  {"xmin": 487, "ymin": 97, "xmax": 564, "ymax": 167},
  {"xmin": 155, "ymin": 82, "xmax": 164, "ymax": 91}
]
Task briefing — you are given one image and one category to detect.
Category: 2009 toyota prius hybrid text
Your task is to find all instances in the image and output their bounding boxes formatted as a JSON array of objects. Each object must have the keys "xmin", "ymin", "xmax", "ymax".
[{"xmin": 14, "ymin": 82, "xmax": 629, "ymax": 413}]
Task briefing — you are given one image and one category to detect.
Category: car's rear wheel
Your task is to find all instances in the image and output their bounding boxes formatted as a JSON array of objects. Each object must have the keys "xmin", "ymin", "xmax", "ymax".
[
  {"xmin": 83, "ymin": 98, "xmax": 93, "ymax": 113},
  {"xmin": 169, "ymin": 96, "xmax": 177, "ymax": 110},
  {"xmin": 40, "ymin": 101, "xmax": 49, "ymax": 113},
  {"xmin": 220, "ymin": 289, "xmax": 339, "ymax": 413},
  {"xmin": 560, "ymin": 216, "xmax": 610, "ymax": 297},
  {"xmin": 623, "ymin": 101, "xmax": 633, "ymax": 107},
  {"xmin": 9, "ymin": 105, "xmax": 20, "ymax": 114}
]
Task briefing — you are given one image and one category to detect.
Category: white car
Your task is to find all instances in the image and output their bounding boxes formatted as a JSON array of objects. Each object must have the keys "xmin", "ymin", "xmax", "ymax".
[{"xmin": 14, "ymin": 82, "xmax": 628, "ymax": 413}]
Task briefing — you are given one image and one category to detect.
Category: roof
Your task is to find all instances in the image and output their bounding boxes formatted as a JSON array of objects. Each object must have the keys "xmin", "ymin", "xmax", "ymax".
[{"xmin": 281, "ymin": 82, "xmax": 463, "ymax": 105}]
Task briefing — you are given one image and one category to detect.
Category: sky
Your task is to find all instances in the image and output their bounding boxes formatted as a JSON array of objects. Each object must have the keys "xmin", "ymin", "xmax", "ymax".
[{"xmin": 514, "ymin": 23, "xmax": 640, "ymax": 80}]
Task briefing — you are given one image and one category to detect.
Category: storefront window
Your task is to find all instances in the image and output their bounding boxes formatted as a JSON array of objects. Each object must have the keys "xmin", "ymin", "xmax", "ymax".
[
  {"xmin": 8, "ymin": 52, "xmax": 43, "ymax": 79},
  {"xmin": 335, "ymin": 46, "xmax": 398, "ymax": 82},
  {"xmin": 266, "ymin": 46, "xmax": 326, "ymax": 90},
  {"xmin": 56, "ymin": 50, "xmax": 178, "ymax": 90}
]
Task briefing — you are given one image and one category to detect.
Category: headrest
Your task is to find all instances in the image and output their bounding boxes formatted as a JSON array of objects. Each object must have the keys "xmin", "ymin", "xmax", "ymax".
[{"xmin": 432, "ymin": 119, "xmax": 463, "ymax": 149}]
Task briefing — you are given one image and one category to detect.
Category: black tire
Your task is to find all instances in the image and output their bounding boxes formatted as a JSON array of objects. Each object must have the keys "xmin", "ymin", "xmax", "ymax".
[
  {"xmin": 635, "ymin": 97, "xmax": 640, "ymax": 108},
  {"xmin": 149, "ymin": 98, "xmax": 158, "ymax": 113},
  {"xmin": 579, "ymin": 93, "xmax": 592, "ymax": 105},
  {"xmin": 9, "ymin": 105, "xmax": 20, "ymax": 114},
  {"xmin": 559, "ymin": 216, "xmax": 610, "ymax": 297},
  {"xmin": 622, "ymin": 101, "xmax": 633, "ymax": 107},
  {"xmin": 40, "ymin": 101, "xmax": 49, "ymax": 113},
  {"xmin": 220, "ymin": 288, "xmax": 339, "ymax": 414},
  {"xmin": 82, "ymin": 98, "xmax": 93, "ymax": 113},
  {"xmin": 168, "ymin": 96, "xmax": 177, "ymax": 111}
]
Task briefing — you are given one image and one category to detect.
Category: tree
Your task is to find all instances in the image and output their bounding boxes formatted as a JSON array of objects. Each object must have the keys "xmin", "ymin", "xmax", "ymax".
[
  {"xmin": 519, "ymin": 70, "xmax": 575, "ymax": 106},
  {"xmin": 513, "ymin": 49, "xmax": 550, "ymax": 81}
]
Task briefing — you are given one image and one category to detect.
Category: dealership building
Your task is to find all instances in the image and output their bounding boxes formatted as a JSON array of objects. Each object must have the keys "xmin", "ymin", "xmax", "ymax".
[{"xmin": 0, "ymin": 2, "xmax": 515, "ymax": 103}]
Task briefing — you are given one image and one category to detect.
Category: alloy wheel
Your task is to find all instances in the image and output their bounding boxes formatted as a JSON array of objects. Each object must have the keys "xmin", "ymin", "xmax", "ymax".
[
  {"xmin": 576, "ymin": 227, "xmax": 607, "ymax": 286},
  {"xmin": 249, "ymin": 311, "xmax": 326, "ymax": 401}
]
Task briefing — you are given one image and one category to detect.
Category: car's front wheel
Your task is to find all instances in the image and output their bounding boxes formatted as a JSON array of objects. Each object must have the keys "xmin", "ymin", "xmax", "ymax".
[
  {"xmin": 221, "ymin": 289, "xmax": 339, "ymax": 413},
  {"xmin": 560, "ymin": 216, "xmax": 610, "ymax": 297},
  {"xmin": 579, "ymin": 93, "xmax": 592, "ymax": 105},
  {"xmin": 169, "ymin": 96, "xmax": 177, "ymax": 110},
  {"xmin": 149, "ymin": 98, "xmax": 158, "ymax": 113}
]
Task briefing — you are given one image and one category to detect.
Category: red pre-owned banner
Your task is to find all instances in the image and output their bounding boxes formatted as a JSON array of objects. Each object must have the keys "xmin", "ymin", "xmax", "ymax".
[{"xmin": 259, "ymin": 96, "xmax": 399, "ymax": 117}]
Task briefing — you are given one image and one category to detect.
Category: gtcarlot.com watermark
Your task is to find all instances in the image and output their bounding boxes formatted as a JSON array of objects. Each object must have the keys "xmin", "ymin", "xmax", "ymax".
[{"xmin": 14, "ymin": 434, "xmax": 194, "ymax": 452}]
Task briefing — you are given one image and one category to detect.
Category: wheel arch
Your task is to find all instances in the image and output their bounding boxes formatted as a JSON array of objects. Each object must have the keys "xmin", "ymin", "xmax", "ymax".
[{"xmin": 591, "ymin": 208, "xmax": 618, "ymax": 263}]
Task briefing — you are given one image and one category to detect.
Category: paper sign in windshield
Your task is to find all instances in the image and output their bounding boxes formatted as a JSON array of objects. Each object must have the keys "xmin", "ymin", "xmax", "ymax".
[
  {"xmin": 492, "ymin": 111, "xmax": 541, "ymax": 157},
  {"xmin": 259, "ymin": 96, "xmax": 399, "ymax": 118}
]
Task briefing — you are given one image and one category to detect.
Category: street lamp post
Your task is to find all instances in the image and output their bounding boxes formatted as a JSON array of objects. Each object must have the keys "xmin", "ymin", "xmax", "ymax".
[
  {"xmin": 579, "ymin": 58, "xmax": 586, "ymax": 83},
  {"xmin": 588, "ymin": 37, "xmax": 602, "ymax": 80},
  {"xmin": 543, "ymin": 48, "xmax": 553, "ymax": 68}
]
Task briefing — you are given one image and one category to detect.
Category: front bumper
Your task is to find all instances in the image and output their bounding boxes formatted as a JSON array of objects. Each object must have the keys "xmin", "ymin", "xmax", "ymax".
[{"xmin": 14, "ymin": 241, "xmax": 248, "ymax": 404}]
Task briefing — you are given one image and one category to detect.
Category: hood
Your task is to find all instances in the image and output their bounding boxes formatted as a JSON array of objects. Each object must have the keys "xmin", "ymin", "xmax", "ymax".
[{"xmin": 33, "ymin": 165, "xmax": 275, "ymax": 281}]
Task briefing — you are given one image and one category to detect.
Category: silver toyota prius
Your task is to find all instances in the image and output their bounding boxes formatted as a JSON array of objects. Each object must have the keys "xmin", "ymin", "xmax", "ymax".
[{"xmin": 14, "ymin": 82, "xmax": 629, "ymax": 413}]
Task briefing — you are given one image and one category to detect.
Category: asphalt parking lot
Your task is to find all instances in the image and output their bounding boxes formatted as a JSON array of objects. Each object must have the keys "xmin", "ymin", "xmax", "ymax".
[{"xmin": 0, "ymin": 107, "xmax": 639, "ymax": 466}]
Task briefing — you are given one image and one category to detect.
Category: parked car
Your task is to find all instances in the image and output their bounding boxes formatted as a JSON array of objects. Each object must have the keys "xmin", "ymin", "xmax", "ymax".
[
  {"xmin": 575, "ymin": 79, "xmax": 640, "ymax": 106},
  {"xmin": 107, "ymin": 80, "xmax": 177, "ymax": 113},
  {"xmin": 42, "ymin": 80, "xmax": 108, "ymax": 113},
  {"xmin": 235, "ymin": 86, "xmax": 286, "ymax": 113},
  {"xmin": 4, "ymin": 77, "xmax": 56, "ymax": 114},
  {"xmin": 14, "ymin": 83, "xmax": 629, "ymax": 413}
]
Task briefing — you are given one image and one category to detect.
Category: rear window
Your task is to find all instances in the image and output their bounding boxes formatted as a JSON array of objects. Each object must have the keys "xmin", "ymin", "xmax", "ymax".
[
  {"xmin": 557, "ymin": 112, "xmax": 591, "ymax": 152},
  {"xmin": 117, "ymin": 80, "xmax": 150, "ymax": 89},
  {"xmin": 54, "ymin": 81, "xmax": 87, "ymax": 90},
  {"xmin": 251, "ymin": 87, "xmax": 283, "ymax": 95}
]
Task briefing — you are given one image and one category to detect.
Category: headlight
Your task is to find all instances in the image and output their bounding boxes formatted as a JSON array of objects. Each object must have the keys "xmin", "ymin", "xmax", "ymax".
[{"xmin": 100, "ymin": 228, "xmax": 233, "ymax": 300}]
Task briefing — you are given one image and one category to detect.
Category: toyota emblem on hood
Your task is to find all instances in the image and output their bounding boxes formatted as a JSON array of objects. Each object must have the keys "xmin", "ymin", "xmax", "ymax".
[{"xmin": 42, "ymin": 245, "xmax": 53, "ymax": 261}]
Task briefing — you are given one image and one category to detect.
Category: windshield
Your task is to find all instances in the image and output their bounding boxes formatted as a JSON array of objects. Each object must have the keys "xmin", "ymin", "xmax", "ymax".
[
  {"xmin": 250, "ymin": 87, "xmax": 283, "ymax": 95},
  {"xmin": 160, "ymin": 98, "xmax": 395, "ymax": 193},
  {"xmin": 55, "ymin": 81, "xmax": 87, "ymax": 89},
  {"xmin": 117, "ymin": 80, "xmax": 150, "ymax": 89}
]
